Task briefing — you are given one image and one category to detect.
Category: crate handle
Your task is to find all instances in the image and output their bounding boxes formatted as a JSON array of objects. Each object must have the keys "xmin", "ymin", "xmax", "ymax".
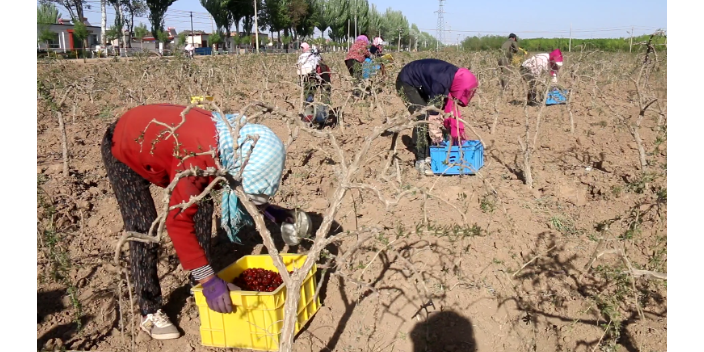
[{"xmin": 229, "ymin": 292, "xmax": 243, "ymax": 306}]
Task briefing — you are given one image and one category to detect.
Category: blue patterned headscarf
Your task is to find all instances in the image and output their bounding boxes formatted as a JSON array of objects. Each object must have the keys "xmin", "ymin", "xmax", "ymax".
[{"xmin": 211, "ymin": 112, "xmax": 286, "ymax": 244}]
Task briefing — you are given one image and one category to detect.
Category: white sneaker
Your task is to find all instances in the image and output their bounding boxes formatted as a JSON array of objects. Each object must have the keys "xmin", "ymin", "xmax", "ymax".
[
  {"xmin": 415, "ymin": 160, "xmax": 435, "ymax": 176},
  {"xmin": 140, "ymin": 309, "xmax": 180, "ymax": 340}
]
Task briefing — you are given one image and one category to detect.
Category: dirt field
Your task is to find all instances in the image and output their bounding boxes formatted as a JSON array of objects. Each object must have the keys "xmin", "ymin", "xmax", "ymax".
[{"xmin": 37, "ymin": 49, "xmax": 667, "ymax": 352}]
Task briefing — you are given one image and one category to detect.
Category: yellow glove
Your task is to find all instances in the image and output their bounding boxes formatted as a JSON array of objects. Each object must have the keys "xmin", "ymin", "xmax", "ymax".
[{"xmin": 511, "ymin": 55, "xmax": 523, "ymax": 67}]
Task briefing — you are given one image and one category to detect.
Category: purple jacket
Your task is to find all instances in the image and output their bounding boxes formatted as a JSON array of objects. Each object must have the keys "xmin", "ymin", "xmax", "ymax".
[{"xmin": 397, "ymin": 59, "xmax": 460, "ymax": 101}]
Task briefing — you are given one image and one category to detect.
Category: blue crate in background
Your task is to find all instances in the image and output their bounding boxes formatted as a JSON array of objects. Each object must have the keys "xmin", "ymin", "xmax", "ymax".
[
  {"xmin": 194, "ymin": 47, "xmax": 212, "ymax": 56},
  {"xmin": 546, "ymin": 87, "xmax": 568, "ymax": 106},
  {"xmin": 429, "ymin": 140, "xmax": 484, "ymax": 175},
  {"xmin": 361, "ymin": 58, "xmax": 382, "ymax": 79}
]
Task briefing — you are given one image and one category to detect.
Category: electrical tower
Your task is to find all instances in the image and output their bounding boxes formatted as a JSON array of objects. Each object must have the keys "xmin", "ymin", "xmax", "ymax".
[{"xmin": 435, "ymin": 0, "xmax": 446, "ymax": 49}]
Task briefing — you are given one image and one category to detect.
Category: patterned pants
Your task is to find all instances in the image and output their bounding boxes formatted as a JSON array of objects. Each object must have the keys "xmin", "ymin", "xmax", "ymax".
[
  {"xmin": 100, "ymin": 122, "xmax": 214, "ymax": 316},
  {"xmin": 395, "ymin": 75, "xmax": 444, "ymax": 161},
  {"xmin": 301, "ymin": 71, "xmax": 331, "ymax": 105},
  {"xmin": 520, "ymin": 66, "xmax": 539, "ymax": 103}
]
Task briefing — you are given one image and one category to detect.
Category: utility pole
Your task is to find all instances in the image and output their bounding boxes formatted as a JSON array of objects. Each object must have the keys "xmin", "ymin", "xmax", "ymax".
[
  {"xmin": 569, "ymin": 23, "xmax": 572, "ymax": 52},
  {"xmin": 190, "ymin": 12, "xmax": 195, "ymax": 47},
  {"xmin": 253, "ymin": 0, "xmax": 259, "ymax": 53},
  {"xmin": 629, "ymin": 26, "xmax": 634, "ymax": 53}
]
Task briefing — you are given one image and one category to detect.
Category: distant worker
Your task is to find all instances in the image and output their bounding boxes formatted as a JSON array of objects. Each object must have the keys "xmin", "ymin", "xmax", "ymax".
[
  {"xmin": 184, "ymin": 43, "xmax": 195, "ymax": 59},
  {"xmin": 370, "ymin": 37, "xmax": 384, "ymax": 57},
  {"xmin": 520, "ymin": 49, "xmax": 564, "ymax": 105},
  {"xmin": 344, "ymin": 35, "xmax": 372, "ymax": 85},
  {"xmin": 498, "ymin": 33, "xmax": 527, "ymax": 89}
]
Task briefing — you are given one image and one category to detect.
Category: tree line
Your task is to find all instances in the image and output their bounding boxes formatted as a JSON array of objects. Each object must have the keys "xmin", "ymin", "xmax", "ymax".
[
  {"xmin": 460, "ymin": 34, "xmax": 667, "ymax": 53},
  {"xmin": 38, "ymin": 0, "xmax": 443, "ymax": 51}
]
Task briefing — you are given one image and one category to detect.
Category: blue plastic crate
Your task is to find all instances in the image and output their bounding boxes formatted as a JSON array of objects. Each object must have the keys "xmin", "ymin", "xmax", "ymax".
[
  {"xmin": 429, "ymin": 140, "xmax": 484, "ymax": 175},
  {"xmin": 361, "ymin": 58, "xmax": 382, "ymax": 79},
  {"xmin": 194, "ymin": 47, "xmax": 212, "ymax": 56},
  {"xmin": 546, "ymin": 87, "xmax": 568, "ymax": 106}
]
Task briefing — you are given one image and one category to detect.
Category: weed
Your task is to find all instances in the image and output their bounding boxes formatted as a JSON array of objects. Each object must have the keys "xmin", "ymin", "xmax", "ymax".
[
  {"xmin": 415, "ymin": 221, "xmax": 486, "ymax": 239},
  {"xmin": 98, "ymin": 104, "xmax": 114, "ymax": 119},
  {"xmin": 37, "ymin": 177, "xmax": 83, "ymax": 331},
  {"xmin": 548, "ymin": 216, "xmax": 582, "ymax": 236},
  {"xmin": 480, "ymin": 193, "xmax": 496, "ymax": 213},
  {"xmin": 625, "ymin": 172, "xmax": 657, "ymax": 194}
]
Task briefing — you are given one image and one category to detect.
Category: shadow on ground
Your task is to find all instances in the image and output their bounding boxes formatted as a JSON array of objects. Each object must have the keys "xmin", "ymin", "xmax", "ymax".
[{"xmin": 410, "ymin": 310, "xmax": 477, "ymax": 352}]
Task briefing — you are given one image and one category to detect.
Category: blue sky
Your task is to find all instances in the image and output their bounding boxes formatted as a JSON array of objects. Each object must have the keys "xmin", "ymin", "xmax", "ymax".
[{"xmin": 46, "ymin": 0, "xmax": 666, "ymax": 42}]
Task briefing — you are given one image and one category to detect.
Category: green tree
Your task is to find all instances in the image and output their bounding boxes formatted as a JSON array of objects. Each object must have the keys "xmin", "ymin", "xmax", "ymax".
[
  {"xmin": 239, "ymin": 35, "xmax": 251, "ymax": 49},
  {"xmin": 226, "ymin": 0, "xmax": 252, "ymax": 40},
  {"xmin": 105, "ymin": 26, "xmax": 121, "ymax": 42},
  {"xmin": 38, "ymin": 28, "xmax": 57, "ymax": 50},
  {"xmin": 134, "ymin": 23, "xmax": 149, "ymax": 50},
  {"xmin": 201, "ymin": 0, "xmax": 233, "ymax": 51},
  {"xmin": 156, "ymin": 29, "xmax": 169, "ymax": 43},
  {"xmin": 292, "ymin": 0, "xmax": 317, "ymax": 39},
  {"xmin": 38, "ymin": 3, "xmax": 62, "ymax": 24},
  {"xmin": 210, "ymin": 32, "xmax": 223, "ymax": 51},
  {"xmin": 320, "ymin": 0, "xmax": 349, "ymax": 42},
  {"xmin": 146, "ymin": 0, "xmax": 176, "ymax": 48},
  {"xmin": 40, "ymin": 0, "xmax": 85, "ymax": 22},
  {"xmin": 349, "ymin": 0, "xmax": 369, "ymax": 37},
  {"xmin": 38, "ymin": 3, "xmax": 61, "ymax": 51},
  {"xmin": 123, "ymin": 0, "xmax": 148, "ymax": 48},
  {"xmin": 177, "ymin": 32, "xmax": 187, "ymax": 47},
  {"xmin": 260, "ymin": 0, "xmax": 291, "ymax": 46},
  {"xmin": 73, "ymin": 20, "xmax": 89, "ymax": 61},
  {"xmin": 409, "ymin": 23, "xmax": 420, "ymax": 51},
  {"xmin": 381, "ymin": 8, "xmax": 409, "ymax": 51},
  {"xmin": 366, "ymin": 4, "xmax": 382, "ymax": 38}
]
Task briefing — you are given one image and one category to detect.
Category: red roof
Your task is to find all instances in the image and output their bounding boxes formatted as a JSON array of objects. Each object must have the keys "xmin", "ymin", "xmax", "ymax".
[{"xmin": 141, "ymin": 36, "xmax": 175, "ymax": 41}]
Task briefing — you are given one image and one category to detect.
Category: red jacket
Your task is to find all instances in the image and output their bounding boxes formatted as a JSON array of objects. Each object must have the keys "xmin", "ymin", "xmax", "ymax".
[
  {"xmin": 345, "ymin": 40, "xmax": 371, "ymax": 62},
  {"xmin": 111, "ymin": 104, "xmax": 218, "ymax": 270}
]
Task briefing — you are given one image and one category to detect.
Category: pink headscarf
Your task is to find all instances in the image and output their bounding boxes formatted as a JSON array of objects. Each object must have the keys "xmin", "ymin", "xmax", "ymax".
[
  {"xmin": 549, "ymin": 48, "xmax": 563, "ymax": 77},
  {"xmin": 443, "ymin": 68, "xmax": 479, "ymax": 143},
  {"xmin": 373, "ymin": 37, "xmax": 383, "ymax": 46},
  {"xmin": 356, "ymin": 35, "xmax": 369, "ymax": 43},
  {"xmin": 301, "ymin": 42, "xmax": 310, "ymax": 52},
  {"xmin": 549, "ymin": 48, "xmax": 563, "ymax": 64}
]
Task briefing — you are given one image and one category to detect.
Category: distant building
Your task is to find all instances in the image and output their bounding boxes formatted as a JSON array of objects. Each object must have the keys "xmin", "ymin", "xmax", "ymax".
[{"xmin": 37, "ymin": 18, "xmax": 101, "ymax": 51}]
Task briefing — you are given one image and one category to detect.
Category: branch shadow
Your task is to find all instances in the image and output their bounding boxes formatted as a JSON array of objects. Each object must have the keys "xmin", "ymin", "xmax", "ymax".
[
  {"xmin": 319, "ymin": 235, "xmax": 465, "ymax": 351},
  {"xmin": 320, "ymin": 252, "xmax": 390, "ymax": 352},
  {"xmin": 409, "ymin": 310, "xmax": 477, "ymax": 352},
  {"xmin": 489, "ymin": 149, "xmax": 525, "ymax": 182},
  {"xmin": 401, "ymin": 134, "xmax": 416, "ymax": 154},
  {"xmin": 37, "ymin": 289, "xmax": 95, "ymax": 351},
  {"xmin": 502, "ymin": 230, "xmax": 666, "ymax": 352}
]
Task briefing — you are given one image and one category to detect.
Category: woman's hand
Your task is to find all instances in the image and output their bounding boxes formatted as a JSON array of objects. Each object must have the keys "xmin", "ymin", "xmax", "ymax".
[{"xmin": 201, "ymin": 276, "xmax": 240, "ymax": 313}]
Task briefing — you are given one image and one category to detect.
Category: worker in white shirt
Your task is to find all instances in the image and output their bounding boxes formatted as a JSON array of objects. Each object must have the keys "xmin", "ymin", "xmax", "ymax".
[
  {"xmin": 520, "ymin": 49, "xmax": 563, "ymax": 104},
  {"xmin": 296, "ymin": 42, "xmax": 332, "ymax": 127},
  {"xmin": 184, "ymin": 43, "xmax": 195, "ymax": 59}
]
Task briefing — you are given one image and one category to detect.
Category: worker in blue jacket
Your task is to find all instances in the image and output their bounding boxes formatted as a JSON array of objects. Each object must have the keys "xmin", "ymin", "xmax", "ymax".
[{"xmin": 395, "ymin": 58, "xmax": 478, "ymax": 176}]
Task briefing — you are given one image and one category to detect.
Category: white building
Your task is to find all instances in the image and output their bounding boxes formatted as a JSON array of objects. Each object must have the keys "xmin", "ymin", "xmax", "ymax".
[{"xmin": 37, "ymin": 21, "xmax": 101, "ymax": 52}]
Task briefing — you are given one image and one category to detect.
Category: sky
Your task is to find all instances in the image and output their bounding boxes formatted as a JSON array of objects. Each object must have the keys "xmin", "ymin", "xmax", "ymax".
[{"xmin": 44, "ymin": 0, "xmax": 667, "ymax": 43}]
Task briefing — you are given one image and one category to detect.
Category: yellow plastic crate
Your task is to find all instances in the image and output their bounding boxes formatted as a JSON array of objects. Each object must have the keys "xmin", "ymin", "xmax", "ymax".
[
  {"xmin": 190, "ymin": 95, "xmax": 214, "ymax": 108},
  {"xmin": 191, "ymin": 254, "xmax": 321, "ymax": 351}
]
